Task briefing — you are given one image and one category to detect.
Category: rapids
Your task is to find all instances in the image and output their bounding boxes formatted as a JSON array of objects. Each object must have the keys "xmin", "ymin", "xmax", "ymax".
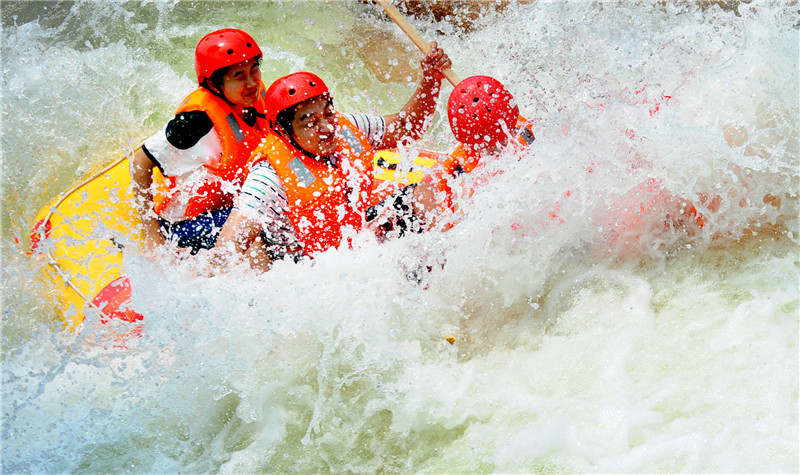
[{"xmin": 2, "ymin": 1, "xmax": 798, "ymax": 472}]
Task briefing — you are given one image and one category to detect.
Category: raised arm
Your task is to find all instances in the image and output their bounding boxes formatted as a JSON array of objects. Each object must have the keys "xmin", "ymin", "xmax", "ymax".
[{"xmin": 377, "ymin": 41, "xmax": 451, "ymax": 150}]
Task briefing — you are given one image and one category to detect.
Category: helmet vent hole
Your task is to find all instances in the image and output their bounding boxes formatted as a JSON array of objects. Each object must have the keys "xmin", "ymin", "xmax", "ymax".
[
  {"xmin": 288, "ymin": 88, "xmax": 296, "ymax": 95},
  {"xmin": 227, "ymin": 48, "xmax": 234, "ymax": 55}
]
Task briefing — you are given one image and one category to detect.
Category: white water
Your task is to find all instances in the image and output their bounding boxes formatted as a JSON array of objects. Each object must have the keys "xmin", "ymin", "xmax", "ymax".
[{"xmin": 2, "ymin": 1, "xmax": 798, "ymax": 472}]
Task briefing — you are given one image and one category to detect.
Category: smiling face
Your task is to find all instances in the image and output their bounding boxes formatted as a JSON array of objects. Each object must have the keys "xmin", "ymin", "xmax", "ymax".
[
  {"xmin": 288, "ymin": 95, "xmax": 338, "ymax": 157},
  {"xmin": 220, "ymin": 56, "xmax": 262, "ymax": 107}
]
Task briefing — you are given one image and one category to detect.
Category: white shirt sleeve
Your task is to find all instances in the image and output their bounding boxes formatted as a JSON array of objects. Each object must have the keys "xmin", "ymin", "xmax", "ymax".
[
  {"xmin": 341, "ymin": 113, "xmax": 386, "ymax": 149},
  {"xmin": 142, "ymin": 125, "xmax": 223, "ymax": 177},
  {"xmin": 140, "ymin": 120, "xmax": 225, "ymax": 222},
  {"xmin": 235, "ymin": 160, "xmax": 301, "ymax": 249}
]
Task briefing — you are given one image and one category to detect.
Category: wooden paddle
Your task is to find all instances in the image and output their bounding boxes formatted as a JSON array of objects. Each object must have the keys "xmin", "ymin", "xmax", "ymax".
[
  {"xmin": 374, "ymin": 0, "xmax": 530, "ymax": 129},
  {"xmin": 374, "ymin": 0, "xmax": 462, "ymax": 87},
  {"xmin": 374, "ymin": 3, "xmax": 532, "ymax": 350}
]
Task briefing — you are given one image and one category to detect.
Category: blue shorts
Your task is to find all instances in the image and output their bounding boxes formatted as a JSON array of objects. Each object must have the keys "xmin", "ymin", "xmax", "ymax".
[{"xmin": 158, "ymin": 207, "xmax": 232, "ymax": 254}]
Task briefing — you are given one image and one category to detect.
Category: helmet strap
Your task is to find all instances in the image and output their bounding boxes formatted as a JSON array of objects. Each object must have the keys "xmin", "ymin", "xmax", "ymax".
[{"xmin": 242, "ymin": 108, "xmax": 266, "ymax": 127}]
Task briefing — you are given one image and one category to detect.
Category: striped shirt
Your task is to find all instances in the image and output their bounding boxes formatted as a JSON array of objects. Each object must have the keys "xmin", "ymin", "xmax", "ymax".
[{"xmin": 234, "ymin": 113, "xmax": 386, "ymax": 256}]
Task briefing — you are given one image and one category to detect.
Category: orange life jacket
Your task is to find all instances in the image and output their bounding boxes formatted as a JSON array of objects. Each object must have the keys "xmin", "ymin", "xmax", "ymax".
[
  {"xmin": 435, "ymin": 118, "xmax": 536, "ymax": 213},
  {"xmin": 249, "ymin": 114, "xmax": 379, "ymax": 256},
  {"xmin": 442, "ymin": 118, "xmax": 535, "ymax": 177},
  {"xmin": 152, "ymin": 83, "xmax": 268, "ymax": 221}
]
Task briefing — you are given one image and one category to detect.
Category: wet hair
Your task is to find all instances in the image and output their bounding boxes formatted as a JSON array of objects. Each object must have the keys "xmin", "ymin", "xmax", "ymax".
[
  {"xmin": 200, "ymin": 56, "xmax": 262, "ymax": 97},
  {"xmin": 275, "ymin": 107, "xmax": 296, "ymax": 135}
]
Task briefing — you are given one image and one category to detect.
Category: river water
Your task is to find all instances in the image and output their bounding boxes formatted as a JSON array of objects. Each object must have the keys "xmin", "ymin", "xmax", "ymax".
[{"xmin": 2, "ymin": 1, "xmax": 798, "ymax": 472}]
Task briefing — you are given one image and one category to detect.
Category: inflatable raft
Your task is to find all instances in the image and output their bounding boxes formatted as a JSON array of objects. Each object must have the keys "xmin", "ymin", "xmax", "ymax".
[
  {"xmin": 30, "ymin": 150, "xmax": 145, "ymax": 334},
  {"xmin": 29, "ymin": 145, "xmax": 448, "ymax": 334}
]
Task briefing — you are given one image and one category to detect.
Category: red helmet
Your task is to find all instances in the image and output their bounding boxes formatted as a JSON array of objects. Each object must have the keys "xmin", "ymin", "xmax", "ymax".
[
  {"xmin": 194, "ymin": 29, "xmax": 262, "ymax": 85},
  {"xmin": 265, "ymin": 72, "xmax": 331, "ymax": 127},
  {"xmin": 447, "ymin": 75, "xmax": 519, "ymax": 146}
]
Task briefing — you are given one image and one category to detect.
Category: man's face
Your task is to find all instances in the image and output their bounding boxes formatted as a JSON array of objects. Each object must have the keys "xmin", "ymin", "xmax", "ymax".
[
  {"xmin": 220, "ymin": 57, "xmax": 262, "ymax": 107},
  {"xmin": 289, "ymin": 96, "xmax": 338, "ymax": 157}
]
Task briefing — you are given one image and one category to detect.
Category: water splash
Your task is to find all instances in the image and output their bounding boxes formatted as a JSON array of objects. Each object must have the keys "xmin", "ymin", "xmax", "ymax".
[{"xmin": 2, "ymin": 1, "xmax": 798, "ymax": 472}]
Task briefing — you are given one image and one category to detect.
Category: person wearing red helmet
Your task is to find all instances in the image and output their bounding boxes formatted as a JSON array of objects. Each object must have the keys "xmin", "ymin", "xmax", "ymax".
[
  {"xmin": 418, "ymin": 75, "xmax": 537, "ymax": 220},
  {"xmin": 130, "ymin": 28, "xmax": 269, "ymax": 255},
  {"xmin": 213, "ymin": 43, "xmax": 452, "ymax": 271},
  {"xmin": 443, "ymin": 75, "xmax": 535, "ymax": 175}
]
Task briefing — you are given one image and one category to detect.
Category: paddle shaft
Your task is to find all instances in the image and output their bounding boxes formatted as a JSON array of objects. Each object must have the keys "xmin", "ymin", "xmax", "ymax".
[
  {"xmin": 375, "ymin": 0, "xmax": 461, "ymax": 87},
  {"xmin": 375, "ymin": 0, "xmax": 529, "ymax": 125}
]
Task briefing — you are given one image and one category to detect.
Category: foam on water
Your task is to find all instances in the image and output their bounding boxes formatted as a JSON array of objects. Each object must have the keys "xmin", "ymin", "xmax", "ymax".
[{"xmin": 2, "ymin": 1, "xmax": 798, "ymax": 472}]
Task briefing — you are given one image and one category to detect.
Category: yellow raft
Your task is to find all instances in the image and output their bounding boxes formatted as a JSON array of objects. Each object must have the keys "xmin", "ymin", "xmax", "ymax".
[{"xmin": 30, "ymin": 146, "xmax": 447, "ymax": 333}]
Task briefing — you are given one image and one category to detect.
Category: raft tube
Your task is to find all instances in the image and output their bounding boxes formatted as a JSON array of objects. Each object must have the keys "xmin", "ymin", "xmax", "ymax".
[{"xmin": 29, "ymin": 146, "xmax": 449, "ymax": 333}]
